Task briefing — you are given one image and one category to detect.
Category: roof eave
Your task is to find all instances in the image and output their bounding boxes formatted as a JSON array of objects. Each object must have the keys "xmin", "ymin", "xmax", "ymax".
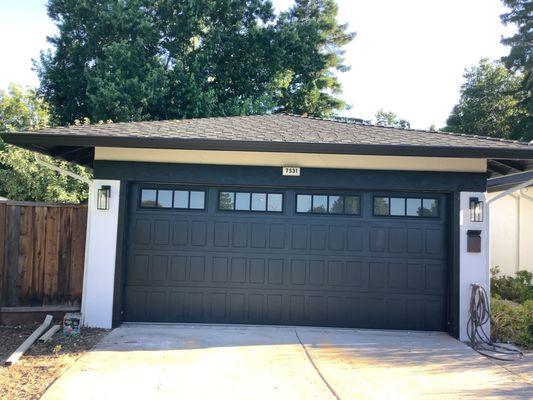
[{"xmin": 3, "ymin": 132, "xmax": 533, "ymax": 161}]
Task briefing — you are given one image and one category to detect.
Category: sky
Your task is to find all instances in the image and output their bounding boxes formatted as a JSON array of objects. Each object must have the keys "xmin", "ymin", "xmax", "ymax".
[{"xmin": 0, "ymin": 0, "xmax": 516, "ymax": 129}]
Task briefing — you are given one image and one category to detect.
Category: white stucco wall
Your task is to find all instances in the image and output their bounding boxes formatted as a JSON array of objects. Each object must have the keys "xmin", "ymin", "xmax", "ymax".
[
  {"xmin": 459, "ymin": 191, "xmax": 489, "ymax": 341},
  {"xmin": 489, "ymin": 187, "xmax": 533, "ymax": 276},
  {"xmin": 81, "ymin": 179, "xmax": 121, "ymax": 328}
]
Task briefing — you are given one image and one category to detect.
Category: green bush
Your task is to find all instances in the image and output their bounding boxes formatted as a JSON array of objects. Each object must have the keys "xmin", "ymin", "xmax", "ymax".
[
  {"xmin": 491, "ymin": 298, "xmax": 533, "ymax": 349},
  {"xmin": 490, "ymin": 267, "xmax": 533, "ymax": 304}
]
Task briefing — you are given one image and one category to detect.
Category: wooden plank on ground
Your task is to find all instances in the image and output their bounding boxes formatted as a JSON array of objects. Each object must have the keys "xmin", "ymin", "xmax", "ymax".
[
  {"xmin": 5, "ymin": 206, "xmax": 21, "ymax": 306},
  {"xmin": 38, "ymin": 324, "xmax": 61, "ymax": 342},
  {"xmin": 4, "ymin": 315, "xmax": 52, "ymax": 366},
  {"xmin": 0, "ymin": 203, "xmax": 6, "ymax": 306},
  {"xmin": 32, "ymin": 207, "xmax": 47, "ymax": 304},
  {"xmin": 69, "ymin": 207, "xmax": 87, "ymax": 302},
  {"xmin": 43, "ymin": 207, "xmax": 60, "ymax": 304},
  {"xmin": 18, "ymin": 206, "xmax": 35, "ymax": 304}
]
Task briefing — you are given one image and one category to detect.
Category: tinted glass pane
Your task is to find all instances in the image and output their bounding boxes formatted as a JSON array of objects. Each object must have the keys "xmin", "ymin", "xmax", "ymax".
[
  {"xmin": 157, "ymin": 190, "xmax": 173, "ymax": 208},
  {"xmin": 328, "ymin": 196, "xmax": 344, "ymax": 214},
  {"xmin": 251, "ymin": 193, "xmax": 267, "ymax": 211},
  {"xmin": 190, "ymin": 191, "xmax": 205, "ymax": 209},
  {"xmin": 312, "ymin": 195, "xmax": 328, "ymax": 213},
  {"xmin": 173, "ymin": 190, "xmax": 189, "ymax": 208},
  {"xmin": 235, "ymin": 192, "xmax": 251, "ymax": 210},
  {"xmin": 140, "ymin": 189, "xmax": 157, "ymax": 207},
  {"xmin": 406, "ymin": 198, "xmax": 422, "ymax": 216},
  {"xmin": 267, "ymin": 194, "xmax": 283, "ymax": 212},
  {"xmin": 345, "ymin": 196, "xmax": 360, "ymax": 215},
  {"xmin": 390, "ymin": 198, "xmax": 405, "ymax": 216},
  {"xmin": 422, "ymin": 199, "xmax": 439, "ymax": 217},
  {"xmin": 374, "ymin": 197, "xmax": 389, "ymax": 215},
  {"xmin": 297, "ymin": 195, "xmax": 312, "ymax": 213},
  {"xmin": 219, "ymin": 192, "xmax": 234, "ymax": 210}
]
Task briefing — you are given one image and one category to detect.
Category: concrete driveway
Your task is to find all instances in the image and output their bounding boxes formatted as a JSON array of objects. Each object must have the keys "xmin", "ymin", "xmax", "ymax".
[{"xmin": 42, "ymin": 324, "xmax": 532, "ymax": 399}]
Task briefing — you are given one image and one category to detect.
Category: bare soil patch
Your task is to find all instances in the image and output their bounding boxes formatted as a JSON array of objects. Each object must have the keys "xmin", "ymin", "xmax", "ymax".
[{"xmin": 0, "ymin": 324, "xmax": 108, "ymax": 400}]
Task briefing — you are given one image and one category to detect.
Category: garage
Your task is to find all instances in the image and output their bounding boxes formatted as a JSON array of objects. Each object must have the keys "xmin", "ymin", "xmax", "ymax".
[
  {"xmin": 6, "ymin": 114, "xmax": 532, "ymax": 338},
  {"xmin": 124, "ymin": 184, "xmax": 448, "ymax": 331}
]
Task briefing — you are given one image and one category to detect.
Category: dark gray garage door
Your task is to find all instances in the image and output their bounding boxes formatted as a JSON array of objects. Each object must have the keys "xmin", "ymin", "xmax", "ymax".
[{"xmin": 124, "ymin": 184, "xmax": 448, "ymax": 331}]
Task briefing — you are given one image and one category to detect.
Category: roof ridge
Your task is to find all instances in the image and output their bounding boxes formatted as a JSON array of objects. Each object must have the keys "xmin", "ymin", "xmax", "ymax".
[{"xmin": 281, "ymin": 113, "xmax": 533, "ymax": 147}]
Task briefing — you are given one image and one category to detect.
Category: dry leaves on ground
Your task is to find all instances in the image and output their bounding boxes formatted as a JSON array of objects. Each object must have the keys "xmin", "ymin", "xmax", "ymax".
[{"xmin": 0, "ymin": 325, "xmax": 108, "ymax": 400}]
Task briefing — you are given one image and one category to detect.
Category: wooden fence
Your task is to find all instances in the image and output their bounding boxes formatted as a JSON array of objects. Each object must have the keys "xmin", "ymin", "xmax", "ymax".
[{"xmin": 0, "ymin": 201, "xmax": 87, "ymax": 307}]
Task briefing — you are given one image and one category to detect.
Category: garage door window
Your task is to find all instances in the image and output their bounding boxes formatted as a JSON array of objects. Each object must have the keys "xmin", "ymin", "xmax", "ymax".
[
  {"xmin": 374, "ymin": 196, "xmax": 439, "ymax": 217},
  {"xmin": 140, "ymin": 189, "xmax": 205, "ymax": 210},
  {"xmin": 219, "ymin": 191, "xmax": 283, "ymax": 212},
  {"xmin": 297, "ymin": 194, "xmax": 360, "ymax": 215}
]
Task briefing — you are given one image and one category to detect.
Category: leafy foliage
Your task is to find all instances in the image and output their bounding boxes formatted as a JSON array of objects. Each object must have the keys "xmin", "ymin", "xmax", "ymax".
[
  {"xmin": 491, "ymin": 298, "xmax": 533, "ymax": 349},
  {"xmin": 36, "ymin": 0, "xmax": 354, "ymax": 124},
  {"xmin": 374, "ymin": 109, "xmax": 410, "ymax": 128},
  {"xmin": 444, "ymin": 59, "xmax": 530, "ymax": 141},
  {"xmin": 491, "ymin": 266, "xmax": 533, "ymax": 304},
  {"xmin": 500, "ymin": 0, "xmax": 533, "ymax": 138},
  {"xmin": 0, "ymin": 85, "xmax": 90, "ymax": 203}
]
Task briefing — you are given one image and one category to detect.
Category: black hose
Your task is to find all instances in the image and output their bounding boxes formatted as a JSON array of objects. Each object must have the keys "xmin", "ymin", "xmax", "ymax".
[{"xmin": 467, "ymin": 283, "xmax": 523, "ymax": 361}]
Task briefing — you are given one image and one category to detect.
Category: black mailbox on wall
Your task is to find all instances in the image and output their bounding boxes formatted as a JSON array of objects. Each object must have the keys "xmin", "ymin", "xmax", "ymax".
[{"xmin": 467, "ymin": 230, "xmax": 482, "ymax": 253}]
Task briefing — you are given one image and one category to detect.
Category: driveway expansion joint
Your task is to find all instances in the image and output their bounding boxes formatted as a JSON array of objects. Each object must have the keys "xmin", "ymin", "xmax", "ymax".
[{"xmin": 294, "ymin": 329, "xmax": 341, "ymax": 400}]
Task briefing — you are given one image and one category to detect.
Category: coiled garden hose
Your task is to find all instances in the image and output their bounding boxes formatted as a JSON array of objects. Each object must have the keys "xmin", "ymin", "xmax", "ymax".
[{"xmin": 467, "ymin": 283, "xmax": 523, "ymax": 361}]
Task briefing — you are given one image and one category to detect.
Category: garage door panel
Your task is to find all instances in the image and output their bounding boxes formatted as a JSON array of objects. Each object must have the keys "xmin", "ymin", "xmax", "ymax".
[
  {"xmin": 191, "ymin": 221, "xmax": 208, "ymax": 246},
  {"xmin": 126, "ymin": 251, "xmax": 445, "ymax": 294},
  {"xmin": 212, "ymin": 257, "xmax": 229, "ymax": 283},
  {"xmin": 125, "ymin": 186, "xmax": 448, "ymax": 331},
  {"xmin": 129, "ymin": 216, "xmax": 446, "ymax": 261},
  {"xmin": 310, "ymin": 225, "xmax": 327, "ymax": 250},
  {"xmin": 269, "ymin": 224, "xmax": 286, "ymax": 248},
  {"xmin": 153, "ymin": 220, "xmax": 171, "ymax": 245},
  {"xmin": 172, "ymin": 221, "xmax": 189, "ymax": 245},
  {"xmin": 232, "ymin": 223, "xmax": 249, "ymax": 247},
  {"xmin": 124, "ymin": 285, "xmax": 446, "ymax": 328},
  {"xmin": 328, "ymin": 226, "xmax": 346, "ymax": 250},
  {"xmin": 214, "ymin": 222, "xmax": 230, "ymax": 247},
  {"xmin": 168, "ymin": 291, "xmax": 186, "ymax": 320}
]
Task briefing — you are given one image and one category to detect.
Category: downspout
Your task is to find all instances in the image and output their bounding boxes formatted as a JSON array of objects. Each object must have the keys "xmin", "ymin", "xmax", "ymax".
[{"xmin": 34, "ymin": 155, "xmax": 92, "ymax": 185}]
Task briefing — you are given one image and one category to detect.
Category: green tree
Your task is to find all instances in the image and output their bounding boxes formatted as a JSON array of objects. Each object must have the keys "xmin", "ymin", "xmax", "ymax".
[
  {"xmin": 500, "ymin": 0, "xmax": 532, "ymax": 136},
  {"xmin": 375, "ymin": 109, "xmax": 410, "ymax": 129},
  {"xmin": 444, "ymin": 59, "xmax": 529, "ymax": 141},
  {"xmin": 0, "ymin": 85, "xmax": 90, "ymax": 202},
  {"xmin": 36, "ymin": 0, "xmax": 354, "ymax": 124},
  {"xmin": 274, "ymin": 0, "xmax": 355, "ymax": 117}
]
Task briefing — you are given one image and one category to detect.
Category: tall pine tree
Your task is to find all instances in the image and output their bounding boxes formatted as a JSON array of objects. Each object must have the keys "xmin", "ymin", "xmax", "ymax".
[{"xmin": 500, "ymin": 0, "xmax": 532, "ymax": 138}]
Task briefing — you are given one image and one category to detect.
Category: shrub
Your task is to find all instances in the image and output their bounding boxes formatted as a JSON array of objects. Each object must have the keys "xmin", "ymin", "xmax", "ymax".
[
  {"xmin": 491, "ymin": 298, "xmax": 533, "ymax": 350},
  {"xmin": 490, "ymin": 267, "xmax": 533, "ymax": 303}
]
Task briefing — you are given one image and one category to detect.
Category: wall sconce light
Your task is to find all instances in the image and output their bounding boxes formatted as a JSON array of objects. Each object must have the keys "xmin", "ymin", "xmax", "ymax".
[
  {"xmin": 469, "ymin": 197, "xmax": 483, "ymax": 222},
  {"xmin": 97, "ymin": 185, "xmax": 111, "ymax": 210}
]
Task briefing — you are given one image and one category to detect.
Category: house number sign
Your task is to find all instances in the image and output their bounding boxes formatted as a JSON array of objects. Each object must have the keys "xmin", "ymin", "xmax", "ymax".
[{"xmin": 282, "ymin": 167, "xmax": 300, "ymax": 176}]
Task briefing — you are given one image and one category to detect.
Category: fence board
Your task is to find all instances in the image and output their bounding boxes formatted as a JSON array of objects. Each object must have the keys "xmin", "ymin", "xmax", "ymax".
[
  {"xmin": 5, "ymin": 206, "xmax": 21, "ymax": 306},
  {"xmin": 58, "ymin": 208, "xmax": 72, "ymax": 302},
  {"xmin": 32, "ymin": 207, "xmax": 48, "ymax": 302},
  {"xmin": 43, "ymin": 207, "xmax": 60, "ymax": 304},
  {"xmin": 0, "ymin": 203, "xmax": 6, "ymax": 305},
  {"xmin": 18, "ymin": 207, "xmax": 35, "ymax": 304},
  {"xmin": 69, "ymin": 207, "xmax": 87, "ymax": 300}
]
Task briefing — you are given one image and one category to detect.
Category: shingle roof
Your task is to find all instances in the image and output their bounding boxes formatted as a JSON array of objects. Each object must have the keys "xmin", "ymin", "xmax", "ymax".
[{"xmin": 21, "ymin": 113, "xmax": 532, "ymax": 150}]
